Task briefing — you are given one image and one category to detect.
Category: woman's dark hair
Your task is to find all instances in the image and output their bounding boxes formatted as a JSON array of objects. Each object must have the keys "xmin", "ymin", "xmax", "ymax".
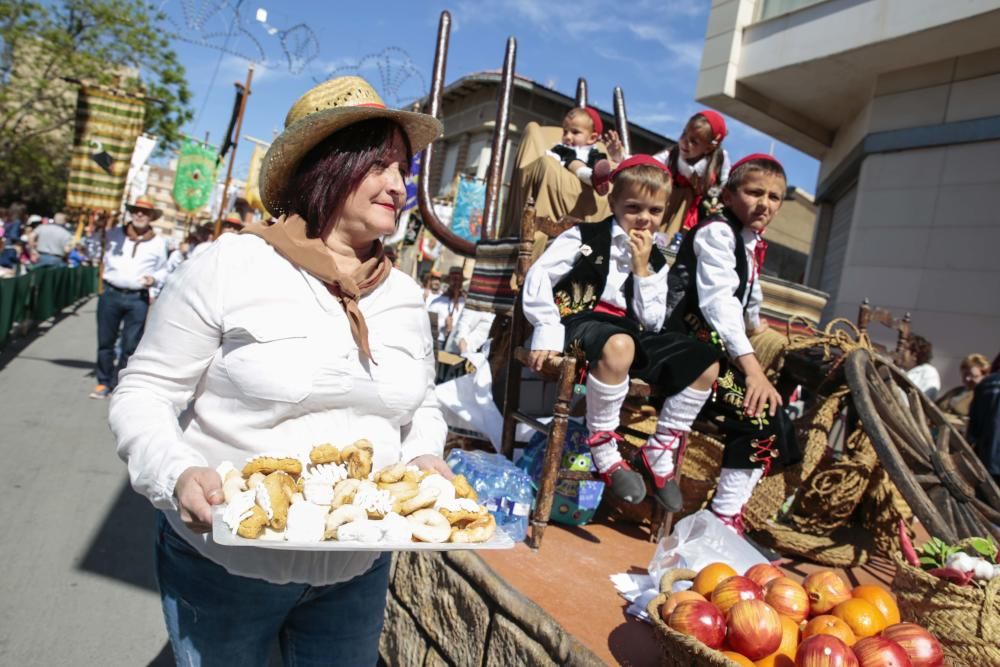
[
  {"xmin": 908, "ymin": 334, "xmax": 933, "ymax": 365},
  {"xmin": 287, "ymin": 118, "xmax": 412, "ymax": 238}
]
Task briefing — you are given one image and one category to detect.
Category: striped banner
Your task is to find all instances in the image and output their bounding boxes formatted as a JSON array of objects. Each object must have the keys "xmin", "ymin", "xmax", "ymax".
[{"xmin": 66, "ymin": 87, "xmax": 146, "ymax": 211}]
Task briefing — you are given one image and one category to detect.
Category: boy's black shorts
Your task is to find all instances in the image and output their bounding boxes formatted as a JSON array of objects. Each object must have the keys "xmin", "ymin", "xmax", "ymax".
[{"xmin": 562, "ymin": 311, "xmax": 647, "ymax": 370}]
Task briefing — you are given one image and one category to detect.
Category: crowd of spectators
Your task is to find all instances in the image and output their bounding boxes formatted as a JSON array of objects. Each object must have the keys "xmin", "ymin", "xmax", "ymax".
[{"xmin": 0, "ymin": 202, "xmax": 101, "ymax": 277}]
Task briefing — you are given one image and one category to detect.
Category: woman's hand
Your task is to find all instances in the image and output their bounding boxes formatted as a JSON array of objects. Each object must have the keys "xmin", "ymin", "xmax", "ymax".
[
  {"xmin": 527, "ymin": 349, "xmax": 559, "ymax": 373},
  {"xmin": 629, "ymin": 229, "xmax": 653, "ymax": 277},
  {"xmin": 408, "ymin": 454, "xmax": 455, "ymax": 480},
  {"xmin": 602, "ymin": 130, "xmax": 625, "ymax": 162},
  {"xmin": 174, "ymin": 467, "xmax": 224, "ymax": 533}
]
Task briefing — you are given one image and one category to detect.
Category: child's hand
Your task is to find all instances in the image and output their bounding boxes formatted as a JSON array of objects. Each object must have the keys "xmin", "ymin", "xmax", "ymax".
[
  {"xmin": 602, "ymin": 130, "xmax": 625, "ymax": 162},
  {"xmin": 743, "ymin": 369, "xmax": 782, "ymax": 418},
  {"xmin": 736, "ymin": 353, "xmax": 782, "ymax": 418},
  {"xmin": 628, "ymin": 229, "xmax": 653, "ymax": 277},
  {"xmin": 527, "ymin": 349, "xmax": 560, "ymax": 373}
]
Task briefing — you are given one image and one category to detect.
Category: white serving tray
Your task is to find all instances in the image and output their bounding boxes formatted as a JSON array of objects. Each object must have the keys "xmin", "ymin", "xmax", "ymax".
[{"xmin": 211, "ymin": 509, "xmax": 516, "ymax": 551}]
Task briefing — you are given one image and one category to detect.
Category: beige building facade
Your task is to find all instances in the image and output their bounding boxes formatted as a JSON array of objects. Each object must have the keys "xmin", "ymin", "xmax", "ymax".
[{"xmin": 697, "ymin": 0, "xmax": 1000, "ymax": 384}]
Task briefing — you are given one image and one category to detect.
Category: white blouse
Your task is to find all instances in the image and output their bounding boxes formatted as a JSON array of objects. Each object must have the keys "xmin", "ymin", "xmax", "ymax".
[
  {"xmin": 522, "ymin": 220, "xmax": 668, "ymax": 351},
  {"xmin": 693, "ymin": 222, "xmax": 763, "ymax": 359},
  {"xmin": 110, "ymin": 233, "xmax": 446, "ymax": 585}
]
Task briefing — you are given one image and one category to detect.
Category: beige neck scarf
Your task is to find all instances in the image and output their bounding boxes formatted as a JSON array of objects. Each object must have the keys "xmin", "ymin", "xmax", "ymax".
[
  {"xmin": 125, "ymin": 223, "xmax": 155, "ymax": 257},
  {"xmin": 242, "ymin": 215, "xmax": 391, "ymax": 362}
]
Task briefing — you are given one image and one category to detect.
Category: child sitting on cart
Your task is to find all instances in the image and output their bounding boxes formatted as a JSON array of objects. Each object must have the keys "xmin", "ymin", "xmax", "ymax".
[
  {"xmin": 522, "ymin": 156, "xmax": 673, "ymax": 505},
  {"xmin": 546, "ymin": 107, "xmax": 615, "ymax": 196},
  {"xmin": 639, "ymin": 153, "xmax": 800, "ymax": 536}
]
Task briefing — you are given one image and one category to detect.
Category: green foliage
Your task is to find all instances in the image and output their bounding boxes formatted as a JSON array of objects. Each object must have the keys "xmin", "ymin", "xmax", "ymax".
[
  {"xmin": 0, "ymin": 0, "xmax": 193, "ymax": 211},
  {"xmin": 917, "ymin": 537, "xmax": 961, "ymax": 569},
  {"xmin": 969, "ymin": 536, "xmax": 998, "ymax": 564}
]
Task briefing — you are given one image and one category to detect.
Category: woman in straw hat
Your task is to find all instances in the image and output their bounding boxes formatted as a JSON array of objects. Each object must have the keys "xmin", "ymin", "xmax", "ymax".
[{"xmin": 109, "ymin": 76, "xmax": 446, "ymax": 665}]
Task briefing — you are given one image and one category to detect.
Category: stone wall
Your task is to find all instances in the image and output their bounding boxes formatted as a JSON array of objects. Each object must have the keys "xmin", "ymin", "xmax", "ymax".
[{"xmin": 379, "ymin": 551, "xmax": 603, "ymax": 667}]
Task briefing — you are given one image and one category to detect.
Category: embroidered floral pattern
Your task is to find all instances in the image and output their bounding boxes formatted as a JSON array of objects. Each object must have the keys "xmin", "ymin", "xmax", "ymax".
[{"xmin": 553, "ymin": 283, "xmax": 597, "ymax": 319}]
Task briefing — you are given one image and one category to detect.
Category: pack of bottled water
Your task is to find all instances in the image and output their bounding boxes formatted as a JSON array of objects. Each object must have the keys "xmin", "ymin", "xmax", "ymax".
[{"xmin": 446, "ymin": 449, "xmax": 535, "ymax": 542}]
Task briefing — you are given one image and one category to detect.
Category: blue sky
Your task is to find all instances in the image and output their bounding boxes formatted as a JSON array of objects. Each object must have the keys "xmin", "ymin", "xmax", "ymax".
[{"xmin": 159, "ymin": 0, "xmax": 819, "ymax": 190}]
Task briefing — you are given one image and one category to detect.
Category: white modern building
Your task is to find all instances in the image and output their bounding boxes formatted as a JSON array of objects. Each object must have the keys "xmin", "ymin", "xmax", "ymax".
[{"xmin": 697, "ymin": 0, "xmax": 1000, "ymax": 384}]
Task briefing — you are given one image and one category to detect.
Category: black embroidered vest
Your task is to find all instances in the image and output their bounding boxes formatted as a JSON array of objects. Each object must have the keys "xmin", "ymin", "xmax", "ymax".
[
  {"xmin": 551, "ymin": 216, "xmax": 667, "ymax": 323},
  {"xmin": 663, "ymin": 209, "xmax": 749, "ymax": 342}
]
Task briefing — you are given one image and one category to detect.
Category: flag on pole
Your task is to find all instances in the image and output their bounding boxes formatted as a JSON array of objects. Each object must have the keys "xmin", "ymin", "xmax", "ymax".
[
  {"xmin": 173, "ymin": 139, "xmax": 219, "ymax": 213},
  {"xmin": 66, "ymin": 86, "xmax": 146, "ymax": 211},
  {"xmin": 244, "ymin": 141, "xmax": 271, "ymax": 216}
]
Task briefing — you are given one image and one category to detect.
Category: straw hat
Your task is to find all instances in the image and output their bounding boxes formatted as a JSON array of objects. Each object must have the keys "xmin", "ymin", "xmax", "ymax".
[
  {"xmin": 260, "ymin": 76, "xmax": 443, "ymax": 216},
  {"xmin": 126, "ymin": 196, "xmax": 163, "ymax": 221},
  {"xmin": 221, "ymin": 211, "xmax": 244, "ymax": 227}
]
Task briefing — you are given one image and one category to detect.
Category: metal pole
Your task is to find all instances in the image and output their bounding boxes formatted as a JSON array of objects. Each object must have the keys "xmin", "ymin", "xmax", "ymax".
[
  {"xmin": 482, "ymin": 36, "xmax": 516, "ymax": 242},
  {"xmin": 613, "ymin": 86, "xmax": 632, "ymax": 157},
  {"xmin": 575, "ymin": 78, "xmax": 587, "ymax": 108},
  {"xmin": 214, "ymin": 64, "xmax": 254, "ymax": 238},
  {"xmin": 417, "ymin": 10, "xmax": 476, "ymax": 256}
]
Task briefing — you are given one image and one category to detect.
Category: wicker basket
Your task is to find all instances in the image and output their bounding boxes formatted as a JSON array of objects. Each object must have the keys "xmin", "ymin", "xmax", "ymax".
[
  {"xmin": 892, "ymin": 552, "xmax": 1000, "ymax": 667},
  {"xmin": 646, "ymin": 569, "xmax": 746, "ymax": 667}
]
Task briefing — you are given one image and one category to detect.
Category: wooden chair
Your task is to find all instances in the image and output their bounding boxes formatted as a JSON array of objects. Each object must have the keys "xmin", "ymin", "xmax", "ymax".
[
  {"xmin": 856, "ymin": 297, "xmax": 911, "ymax": 359},
  {"xmin": 498, "ymin": 200, "xmax": 590, "ymax": 549}
]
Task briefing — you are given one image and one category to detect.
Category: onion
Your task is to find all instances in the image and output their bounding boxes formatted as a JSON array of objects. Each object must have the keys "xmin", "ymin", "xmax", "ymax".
[{"xmin": 881, "ymin": 623, "xmax": 943, "ymax": 667}]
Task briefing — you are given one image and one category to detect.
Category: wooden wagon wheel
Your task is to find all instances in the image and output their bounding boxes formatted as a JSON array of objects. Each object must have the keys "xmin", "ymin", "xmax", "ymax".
[{"xmin": 845, "ymin": 348, "xmax": 1000, "ymax": 544}]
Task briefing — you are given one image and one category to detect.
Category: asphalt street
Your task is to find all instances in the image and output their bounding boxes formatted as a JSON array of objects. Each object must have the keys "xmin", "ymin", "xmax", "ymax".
[{"xmin": 0, "ymin": 297, "xmax": 174, "ymax": 665}]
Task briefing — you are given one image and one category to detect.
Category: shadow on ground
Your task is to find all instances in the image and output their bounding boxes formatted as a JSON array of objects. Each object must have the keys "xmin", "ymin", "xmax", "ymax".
[{"xmin": 77, "ymin": 479, "xmax": 158, "ymax": 593}]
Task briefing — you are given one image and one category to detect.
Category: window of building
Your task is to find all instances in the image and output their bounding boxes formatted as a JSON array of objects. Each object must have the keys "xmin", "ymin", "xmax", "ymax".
[{"xmin": 437, "ymin": 141, "xmax": 460, "ymax": 197}]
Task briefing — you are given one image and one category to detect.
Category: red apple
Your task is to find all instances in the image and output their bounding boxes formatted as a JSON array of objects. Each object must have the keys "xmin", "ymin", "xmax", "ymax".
[
  {"xmin": 881, "ymin": 623, "xmax": 943, "ymax": 667},
  {"xmin": 712, "ymin": 575, "xmax": 764, "ymax": 616},
  {"xmin": 659, "ymin": 590, "xmax": 707, "ymax": 622},
  {"xmin": 668, "ymin": 599, "xmax": 726, "ymax": 649},
  {"xmin": 746, "ymin": 562, "xmax": 785, "ymax": 588},
  {"xmin": 727, "ymin": 599, "xmax": 782, "ymax": 660},
  {"xmin": 853, "ymin": 636, "xmax": 913, "ymax": 667},
  {"xmin": 765, "ymin": 576, "xmax": 811, "ymax": 623},
  {"xmin": 803, "ymin": 571, "xmax": 852, "ymax": 615},
  {"xmin": 796, "ymin": 634, "xmax": 860, "ymax": 667}
]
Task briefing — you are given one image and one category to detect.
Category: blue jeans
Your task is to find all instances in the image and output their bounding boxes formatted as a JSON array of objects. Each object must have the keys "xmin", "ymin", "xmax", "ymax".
[
  {"xmin": 95, "ymin": 284, "xmax": 149, "ymax": 387},
  {"xmin": 155, "ymin": 513, "xmax": 390, "ymax": 667},
  {"xmin": 35, "ymin": 253, "xmax": 65, "ymax": 267}
]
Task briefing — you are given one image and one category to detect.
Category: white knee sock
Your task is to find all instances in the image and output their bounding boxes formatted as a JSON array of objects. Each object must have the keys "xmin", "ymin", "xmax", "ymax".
[
  {"xmin": 711, "ymin": 467, "xmax": 765, "ymax": 518},
  {"xmin": 586, "ymin": 374, "xmax": 629, "ymax": 473},
  {"xmin": 575, "ymin": 166, "xmax": 593, "ymax": 185},
  {"xmin": 644, "ymin": 386, "xmax": 712, "ymax": 478}
]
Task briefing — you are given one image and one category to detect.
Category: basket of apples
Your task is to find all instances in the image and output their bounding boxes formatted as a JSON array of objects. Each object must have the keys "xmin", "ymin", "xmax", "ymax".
[
  {"xmin": 648, "ymin": 560, "xmax": 947, "ymax": 667},
  {"xmin": 893, "ymin": 521, "xmax": 1000, "ymax": 665}
]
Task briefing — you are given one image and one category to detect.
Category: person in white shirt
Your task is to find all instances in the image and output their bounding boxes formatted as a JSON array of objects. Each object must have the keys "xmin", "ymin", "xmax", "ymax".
[
  {"xmin": 109, "ymin": 75, "xmax": 446, "ymax": 666},
  {"xmin": 426, "ymin": 267, "xmax": 465, "ymax": 348},
  {"xmin": 653, "ymin": 154, "xmax": 800, "ymax": 545},
  {"xmin": 900, "ymin": 334, "xmax": 942, "ymax": 400},
  {"xmin": 445, "ymin": 307, "xmax": 495, "ymax": 356},
  {"xmin": 89, "ymin": 197, "xmax": 168, "ymax": 399},
  {"xmin": 523, "ymin": 155, "xmax": 671, "ymax": 506}
]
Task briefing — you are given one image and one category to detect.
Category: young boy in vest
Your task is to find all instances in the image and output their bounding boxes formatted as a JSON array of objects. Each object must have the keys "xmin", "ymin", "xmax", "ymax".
[
  {"xmin": 648, "ymin": 153, "xmax": 800, "ymax": 534},
  {"xmin": 522, "ymin": 156, "xmax": 671, "ymax": 503}
]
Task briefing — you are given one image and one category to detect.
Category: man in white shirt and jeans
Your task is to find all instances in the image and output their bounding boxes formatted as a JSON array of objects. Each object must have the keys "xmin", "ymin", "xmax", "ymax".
[{"xmin": 89, "ymin": 197, "xmax": 168, "ymax": 399}]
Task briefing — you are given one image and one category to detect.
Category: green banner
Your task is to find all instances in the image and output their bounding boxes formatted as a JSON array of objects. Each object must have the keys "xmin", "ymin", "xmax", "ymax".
[
  {"xmin": 66, "ymin": 87, "xmax": 147, "ymax": 211},
  {"xmin": 172, "ymin": 139, "xmax": 219, "ymax": 213}
]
